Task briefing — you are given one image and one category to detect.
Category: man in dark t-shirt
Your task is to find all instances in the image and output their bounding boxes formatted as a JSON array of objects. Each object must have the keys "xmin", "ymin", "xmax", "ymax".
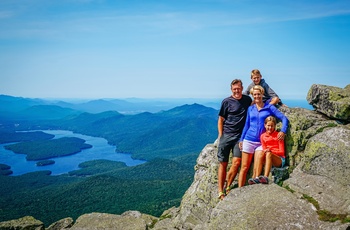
[{"xmin": 217, "ymin": 79, "xmax": 252, "ymax": 200}]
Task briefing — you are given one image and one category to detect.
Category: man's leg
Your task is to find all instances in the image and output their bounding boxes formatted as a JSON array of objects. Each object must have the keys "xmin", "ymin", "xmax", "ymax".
[
  {"xmin": 218, "ymin": 161, "xmax": 228, "ymax": 199},
  {"xmin": 226, "ymin": 142, "xmax": 242, "ymax": 190},
  {"xmin": 226, "ymin": 157, "xmax": 241, "ymax": 188}
]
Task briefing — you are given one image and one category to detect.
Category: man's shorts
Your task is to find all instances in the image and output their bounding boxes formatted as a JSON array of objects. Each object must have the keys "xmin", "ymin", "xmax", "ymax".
[
  {"xmin": 217, "ymin": 134, "xmax": 241, "ymax": 162},
  {"xmin": 242, "ymin": 140, "xmax": 262, "ymax": 154}
]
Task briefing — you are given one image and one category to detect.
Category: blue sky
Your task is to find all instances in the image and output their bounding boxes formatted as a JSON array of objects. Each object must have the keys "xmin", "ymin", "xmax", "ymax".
[{"xmin": 0, "ymin": 0, "xmax": 349, "ymax": 100}]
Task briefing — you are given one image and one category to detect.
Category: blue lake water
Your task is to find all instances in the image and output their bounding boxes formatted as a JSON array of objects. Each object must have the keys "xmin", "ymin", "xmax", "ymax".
[{"xmin": 0, "ymin": 130, "xmax": 146, "ymax": 176}]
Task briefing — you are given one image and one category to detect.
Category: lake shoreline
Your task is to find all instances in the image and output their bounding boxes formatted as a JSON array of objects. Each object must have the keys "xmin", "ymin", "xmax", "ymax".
[{"xmin": 0, "ymin": 130, "xmax": 146, "ymax": 176}]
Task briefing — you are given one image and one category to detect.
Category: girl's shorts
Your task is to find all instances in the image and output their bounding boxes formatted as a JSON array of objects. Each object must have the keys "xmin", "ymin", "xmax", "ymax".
[{"xmin": 280, "ymin": 156, "xmax": 286, "ymax": 168}]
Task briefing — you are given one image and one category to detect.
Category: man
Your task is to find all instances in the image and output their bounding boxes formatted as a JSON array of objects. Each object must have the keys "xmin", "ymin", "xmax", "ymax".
[{"xmin": 217, "ymin": 79, "xmax": 252, "ymax": 200}]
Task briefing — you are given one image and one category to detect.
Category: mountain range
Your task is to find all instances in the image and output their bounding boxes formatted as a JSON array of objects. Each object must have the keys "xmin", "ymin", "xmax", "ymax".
[{"xmin": 0, "ymin": 94, "xmax": 219, "ymax": 225}]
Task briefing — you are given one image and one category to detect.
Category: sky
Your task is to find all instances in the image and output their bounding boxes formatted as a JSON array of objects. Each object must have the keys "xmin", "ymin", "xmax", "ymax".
[{"xmin": 0, "ymin": 0, "xmax": 349, "ymax": 100}]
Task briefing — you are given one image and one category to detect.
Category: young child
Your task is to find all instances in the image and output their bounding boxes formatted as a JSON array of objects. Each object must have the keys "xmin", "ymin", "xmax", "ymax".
[
  {"xmin": 248, "ymin": 116, "xmax": 286, "ymax": 184},
  {"xmin": 244, "ymin": 69, "xmax": 286, "ymax": 107}
]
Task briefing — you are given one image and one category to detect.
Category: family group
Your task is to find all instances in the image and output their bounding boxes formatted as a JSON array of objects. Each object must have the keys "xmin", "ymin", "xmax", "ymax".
[{"xmin": 217, "ymin": 69, "xmax": 289, "ymax": 200}]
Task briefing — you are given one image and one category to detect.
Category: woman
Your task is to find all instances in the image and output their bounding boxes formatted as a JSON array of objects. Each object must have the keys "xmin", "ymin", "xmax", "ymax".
[{"xmin": 238, "ymin": 85, "xmax": 289, "ymax": 187}]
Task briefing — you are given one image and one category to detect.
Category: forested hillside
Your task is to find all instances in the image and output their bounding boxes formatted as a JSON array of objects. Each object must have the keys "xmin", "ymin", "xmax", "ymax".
[{"xmin": 0, "ymin": 95, "xmax": 219, "ymax": 226}]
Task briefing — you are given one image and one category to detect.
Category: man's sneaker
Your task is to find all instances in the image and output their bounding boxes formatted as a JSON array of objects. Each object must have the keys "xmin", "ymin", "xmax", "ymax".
[
  {"xmin": 248, "ymin": 177, "xmax": 260, "ymax": 185},
  {"xmin": 258, "ymin": 175, "xmax": 269, "ymax": 184}
]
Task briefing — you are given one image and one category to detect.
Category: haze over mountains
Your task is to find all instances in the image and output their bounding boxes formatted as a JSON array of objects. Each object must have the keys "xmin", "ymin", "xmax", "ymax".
[{"xmin": 0, "ymin": 94, "xmax": 221, "ymax": 117}]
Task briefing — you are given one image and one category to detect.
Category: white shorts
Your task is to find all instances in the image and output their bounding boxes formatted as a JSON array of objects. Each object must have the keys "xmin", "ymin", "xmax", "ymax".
[{"xmin": 242, "ymin": 140, "xmax": 262, "ymax": 154}]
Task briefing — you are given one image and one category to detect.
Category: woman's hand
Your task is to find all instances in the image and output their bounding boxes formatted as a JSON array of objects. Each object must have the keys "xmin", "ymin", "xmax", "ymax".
[
  {"xmin": 277, "ymin": 132, "xmax": 285, "ymax": 140},
  {"xmin": 239, "ymin": 141, "xmax": 243, "ymax": 150}
]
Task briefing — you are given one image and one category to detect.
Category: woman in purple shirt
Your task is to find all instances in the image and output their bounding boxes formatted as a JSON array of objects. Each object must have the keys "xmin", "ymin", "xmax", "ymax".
[{"xmin": 238, "ymin": 85, "xmax": 289, "ymax": 187}]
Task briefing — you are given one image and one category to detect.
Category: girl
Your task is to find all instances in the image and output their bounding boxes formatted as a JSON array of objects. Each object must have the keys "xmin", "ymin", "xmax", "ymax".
[{"xmin": 250, "ymin": 116, "xmax": 286, "ymax": 184}]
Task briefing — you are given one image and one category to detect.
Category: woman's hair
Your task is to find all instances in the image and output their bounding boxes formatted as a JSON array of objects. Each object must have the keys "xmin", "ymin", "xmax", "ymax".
[
  {"xmin": 249, "ymin": 85, "xmax": 265, "ymax": 95},
  {"xmin": 265, "ymin": 116, "xmax": 277, "ymax": 125},
  {"xmin": 251, "ymin": 69, "xmax": 262, "ymax": 78}
]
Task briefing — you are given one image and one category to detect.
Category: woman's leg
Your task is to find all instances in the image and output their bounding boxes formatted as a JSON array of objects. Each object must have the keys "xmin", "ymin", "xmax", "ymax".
[
  {"xmin": 238, "ymin": 152, "xmax": 253, "ymax": 187},
  {"xmin": 253, "ymin": 150, "xmax": 264, "ymax": 178},
  {"xmin": 252, "ymin": 152, "xmax": 258, "ymax": 178}
]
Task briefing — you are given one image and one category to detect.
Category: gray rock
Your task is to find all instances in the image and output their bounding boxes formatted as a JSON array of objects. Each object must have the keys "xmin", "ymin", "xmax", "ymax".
[
  {"xmin": 307, "ymin": 84, "xmax": 350, "ymax": 121},
  {"xmin": 0, "ymin": 216, "xmax": 44, "ymax": 230},
  {"xmin": 69, "ymin": 212, "xmax": 148, "ymax": 230},
  {"xmin": 169, "ymin": 143, "xmax": 220, "ymax": 230},
  {"xmin": 279, "ymin": 107, "xmax": 338, "ymax": 167},
  {"xmin": 284, "ymin": 125, "xmax": 350, "ymax": 215},
  {"xmin": 46, "ymin": 217, "xmax": 73, "ymax": 230},
  {"xmin": 205, "ymin": 184, "xmax": 345, "ymax": 230}
]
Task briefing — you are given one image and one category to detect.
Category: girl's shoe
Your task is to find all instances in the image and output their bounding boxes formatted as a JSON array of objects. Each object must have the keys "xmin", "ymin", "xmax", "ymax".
[{"xmin": 258, "ymin": 175, "xmax": 269, "ymax": 184}]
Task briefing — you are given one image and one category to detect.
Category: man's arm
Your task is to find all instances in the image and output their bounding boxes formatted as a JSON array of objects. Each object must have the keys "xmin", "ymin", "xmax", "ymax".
[{"xmin": 218, "ymin": 116, "xmax": 225, "ymax": 137}]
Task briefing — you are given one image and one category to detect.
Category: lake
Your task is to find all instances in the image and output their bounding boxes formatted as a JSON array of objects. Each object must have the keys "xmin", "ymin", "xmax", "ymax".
[{"xmin": 0, "ymin": 130, "xmax": 146, "ymax": 176}]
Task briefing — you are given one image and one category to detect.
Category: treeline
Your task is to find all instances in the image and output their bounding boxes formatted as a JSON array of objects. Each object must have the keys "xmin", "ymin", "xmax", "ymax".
[
  {"xmin": 4, "ymin": 137, "xmax": 92, "ymax": 161},
  {"xmin": 0, "ymin": 158, "xmax": 194, "ymax": 226},
  {"xmin": 0, "ymin": 131, "xmax": 54, "ymax": 144}
]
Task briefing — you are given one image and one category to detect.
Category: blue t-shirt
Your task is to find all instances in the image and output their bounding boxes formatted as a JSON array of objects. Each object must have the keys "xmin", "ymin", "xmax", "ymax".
[{"xmin": 219, "ymin": 95, "xmax": 252, "ymax": 139}]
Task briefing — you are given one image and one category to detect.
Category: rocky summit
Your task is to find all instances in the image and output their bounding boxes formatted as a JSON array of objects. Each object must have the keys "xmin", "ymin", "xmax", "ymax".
[
  {"xmin": 307, "ymin": 84, "xmax": 350, "ymax": 122},
  {"xmin": 1, "ymin": 84, "xmax": 349, "ymax": 230}
]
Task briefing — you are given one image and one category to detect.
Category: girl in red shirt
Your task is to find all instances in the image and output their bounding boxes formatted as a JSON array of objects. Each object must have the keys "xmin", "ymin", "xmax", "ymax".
[{"xmin": 252, "ymin": 116, "xmax": 286, "ymax": 184}]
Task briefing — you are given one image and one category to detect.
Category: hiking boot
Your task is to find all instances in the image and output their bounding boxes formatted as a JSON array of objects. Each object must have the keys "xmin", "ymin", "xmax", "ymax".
[{"xmin": 258, "ymin": 175, "xmax": 269, "ymax": 184}]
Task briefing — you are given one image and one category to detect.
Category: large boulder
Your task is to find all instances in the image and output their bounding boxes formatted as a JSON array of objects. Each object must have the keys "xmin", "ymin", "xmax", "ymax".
[
  {"xmin": 199, "ymin": 184, "xmax": 345, "ymax": 230},
  {"xmin": 279, "ymin": 107, "xmax": 338, "ymax": 167},
  {"xmin": 284, "ymin": 125, "xmax": 350, "ymax": 215},
  {"xmin": 164, "ymin": 143, "xmax": 220, "ymax": 230},
  {"xmin": 69, "ymin": 211, "xmax": 156, "ymax": 230},
  {"xmin": 0, "ymin": 216, "xmax": 44, "ymax": 230},
  {"xmin": 46, "ymin": 217, "xmax": 73, "ymax": 230},
  {"xmin": 307, "ymin": 84, "xmax": 350, "ymax": 122}
]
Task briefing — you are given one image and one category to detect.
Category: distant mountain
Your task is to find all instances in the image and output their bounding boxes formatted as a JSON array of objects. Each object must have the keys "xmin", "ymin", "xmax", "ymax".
[
  {"xmin": 0, "ymin": 95, "xmax": 80, "ymax": 121},
  {"xmin": 159, "ymin": 103, "xmax": 218, "ymax": 119},
  {"xmin": 0, "ymin": 95, "xmax": 45, "ymax": 113},
  {"xmin": 54, "ymin": 99, "xmax": 135, "ymax": 114},
  {"xmin": 18, "ymin": 105, "xmax": 81, "ymax": 120}
]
